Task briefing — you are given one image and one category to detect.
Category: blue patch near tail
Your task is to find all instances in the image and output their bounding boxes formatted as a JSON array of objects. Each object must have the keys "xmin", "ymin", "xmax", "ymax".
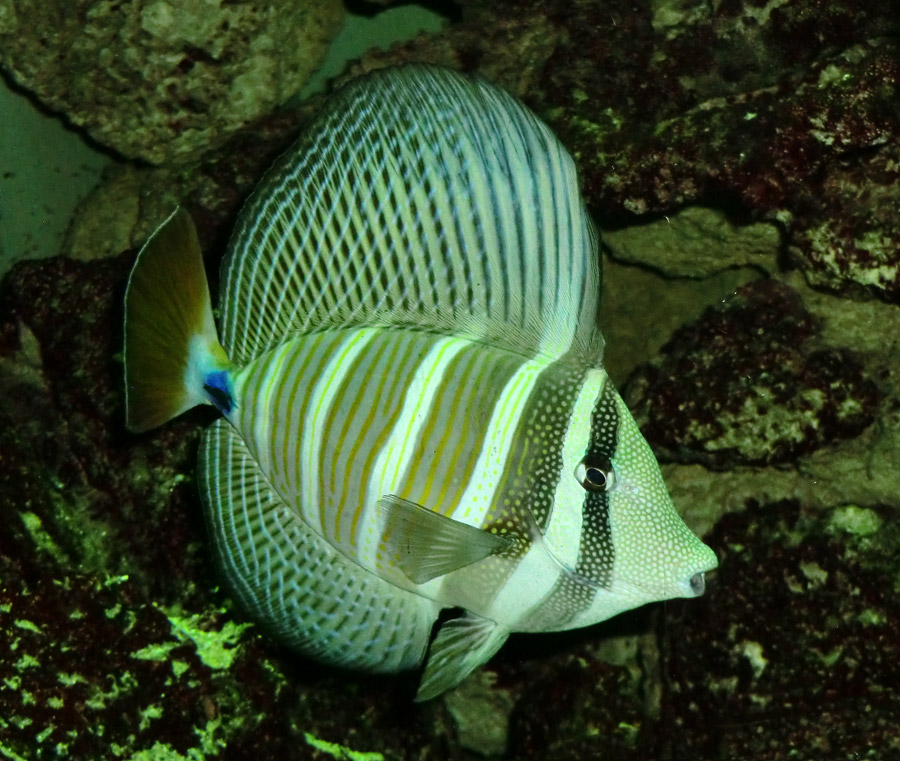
[{"xmin": 203, "ymin": 370, "xmax": 234, "ymax": 415}]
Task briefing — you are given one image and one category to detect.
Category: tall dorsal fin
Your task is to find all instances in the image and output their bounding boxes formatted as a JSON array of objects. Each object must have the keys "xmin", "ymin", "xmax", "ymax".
[{"xmin": 219, "ymin": 64, "xmax": 600, "ymax": 365}]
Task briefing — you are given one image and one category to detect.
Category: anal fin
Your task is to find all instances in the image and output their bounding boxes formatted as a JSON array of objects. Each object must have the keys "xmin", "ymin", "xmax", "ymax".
[
  {"xmin": 416, "ymin": 613, "xmax": 508, "ymax": 702},
  {"xmin": 378, "ymin": 494, "xmax": 512, "ymax": 585},
  {"xmin": 200, "ymin": 420, "xmax": 435, "ymax": 674}
]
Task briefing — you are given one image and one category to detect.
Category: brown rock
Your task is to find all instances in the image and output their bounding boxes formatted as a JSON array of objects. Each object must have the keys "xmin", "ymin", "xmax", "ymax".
[{"xmin": 0, "ymin": 0, "xmax": 343, "ymax": 164}]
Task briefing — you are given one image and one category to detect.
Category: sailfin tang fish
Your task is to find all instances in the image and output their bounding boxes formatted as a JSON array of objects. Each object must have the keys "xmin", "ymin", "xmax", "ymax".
[{"xmin": 124, "ymin": 65, "xmax": 717, "ymax": 701}]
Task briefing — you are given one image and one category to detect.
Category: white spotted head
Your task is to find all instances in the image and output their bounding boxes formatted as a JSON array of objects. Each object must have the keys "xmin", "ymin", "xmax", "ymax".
[{"xmin": 523, "ymin": 366, "xmax": 718, "ymax": 632}]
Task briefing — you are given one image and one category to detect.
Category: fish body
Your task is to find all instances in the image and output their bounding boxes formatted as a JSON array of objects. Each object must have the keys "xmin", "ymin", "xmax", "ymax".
[{"xmin": 124, "ymin": 65, "xmax": 717, "ymax": 700}]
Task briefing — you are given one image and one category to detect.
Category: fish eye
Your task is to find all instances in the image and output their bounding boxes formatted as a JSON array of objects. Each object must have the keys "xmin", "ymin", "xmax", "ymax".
[{"xmin": 574, "ymin": 457, "xmax": 615, "ymax": 493}]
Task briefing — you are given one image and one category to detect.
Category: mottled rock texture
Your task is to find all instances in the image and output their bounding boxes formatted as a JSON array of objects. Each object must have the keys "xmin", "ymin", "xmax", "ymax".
[
  {"xmin": 670, "ymin": 500, "xmax": 900, "ymax": 759},
  {"xmin": 0, "ymin": 0, "xmax": 343, "ymax": 164},
  {"xmin": 3, "ymin": 0, "xmax": 900, "ymax": 758},
  {"xmin": 788, "ymin": 144, "xmax": 900, "ymax": 299},
  {"xmin": 602, "ymin": 206, "xmax": 780, "ymax": 277},
  {"xmin": 64, "ymin": 99, "xmax": 319, "ymax": 262},
  {"xmin": 628, "ymin": 279, "xmax": 880, "ymax": 469},
  {"xmin": 67, "ymin": 0, "xmax": 900, "ymax": 301}
]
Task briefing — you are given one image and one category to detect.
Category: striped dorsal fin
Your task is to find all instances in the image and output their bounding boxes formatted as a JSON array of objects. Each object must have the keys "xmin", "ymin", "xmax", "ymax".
[{"xmin": 219, "ymin": 64, "xmax": 600, "ymax": 366}]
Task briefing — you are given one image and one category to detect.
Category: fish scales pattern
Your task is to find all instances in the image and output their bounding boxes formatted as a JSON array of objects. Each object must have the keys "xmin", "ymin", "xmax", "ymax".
[
  {"xmin": 223, "ymin": 306, "xmax": 640, "ymax": 630},
  {"xmin": 228, "ymin": 323, "xmax": 611, "ymax": 631}
]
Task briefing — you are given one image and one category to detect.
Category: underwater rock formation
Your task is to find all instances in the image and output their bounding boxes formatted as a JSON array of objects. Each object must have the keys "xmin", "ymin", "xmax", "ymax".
[
  {"xmin": 0, "ymin": 0, "xmax": 343, "ymax": 164},
  {"xmin": 788, "ymin": 144, "xmax": 900, "ymax": 300},
  {"xmin": 670, "ymin": 500, "xmax": 900, "ymax": 758},
  {"xmin": 627, "ymin": 279, "xmax": 880, "ymax": 469},
  {"xmin": 602, "ymin": 206, "xmax": 780, "ymax": 278},
  {"xmin": 533, "ymin": 0, "xmax": 900, "ymax": 300},
  {"xmin": 3, "ymin": 0, "xmax": 900, "ymax": 758},
  {"xmin": 65, "ymin": 0, "xmax": 900, "ymax": 302}
]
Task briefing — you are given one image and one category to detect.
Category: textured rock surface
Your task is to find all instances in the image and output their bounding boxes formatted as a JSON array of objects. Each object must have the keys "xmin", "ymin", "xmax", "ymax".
[
  {"xmin": 0, "ymin": 0, "xmax": 343, "ymax": 164},
  {"xmin": 602, "ymin": 206, "xmax": 780, "ymax": 277},
  {"xmin": 66, "ymin": 0, "xmax": 900, "ymax": 301},
  {"xmin": 4, "ymin": 0, "xmax": 900, "ymax": 758},
  {"xmin": 669, "ymin": 500, "xmax": 900, "ymax": 758},
  {"xmin": 63, "ymin": 100, "xmax": 321, "ymax": 263},
  {"xmin": 627, "ymin": 279, "xmax": 881, "ymax": 469},
  {"xmin": 657, "ymin": 271, "xmax": 900, "ymax": 537},
  {"xmin": 787, "ymin": 143, "xmax": 900, "ymax": 299},
  {"xmin": 510, "ymin": 497, "xmax": 900, "ymax": 759}
]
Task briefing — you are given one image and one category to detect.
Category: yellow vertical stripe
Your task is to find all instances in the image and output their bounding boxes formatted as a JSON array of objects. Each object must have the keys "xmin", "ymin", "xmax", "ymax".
[
  {"xmin": 304, "ymin": 329, "xmax": 379, "ymax": 535},
  {"xmin": 343, "ymin": 335, "xmax": 422, "ymax": 544}
]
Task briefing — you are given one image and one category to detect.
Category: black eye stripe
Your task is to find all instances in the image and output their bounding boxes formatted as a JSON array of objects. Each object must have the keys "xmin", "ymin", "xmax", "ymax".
[
  {"xmin": 587, "ymin": 380, "xmax": 618, "ymax": 460},
  {"xmin": 577, "ymin": 490, "xmax": 613, "ymax": 588},
  {"xmin": 571, "ymin": 376, "xmax": 618, "ymax": 593},
  {"xmin": 572, "ymin": 377, "xmax": 619, "ymax": 497}
]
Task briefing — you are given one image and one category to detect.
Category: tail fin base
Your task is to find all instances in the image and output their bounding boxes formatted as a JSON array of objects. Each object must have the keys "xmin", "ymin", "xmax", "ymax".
[{"xmin": 124, "ymin": 208, "xmax": 232, "ymax": 433}]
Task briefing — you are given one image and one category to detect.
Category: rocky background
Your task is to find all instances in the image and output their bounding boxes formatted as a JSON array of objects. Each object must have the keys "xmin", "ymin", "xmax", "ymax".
[{"xmin": 2, "ymin": 0, "xmax": 899, "ymax": 759}]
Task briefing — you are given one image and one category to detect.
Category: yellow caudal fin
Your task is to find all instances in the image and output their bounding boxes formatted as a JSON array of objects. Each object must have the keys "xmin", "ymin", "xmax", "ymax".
[{"xmin": 124, "ymin": 208, "xmax": 231, "ymax": 433}]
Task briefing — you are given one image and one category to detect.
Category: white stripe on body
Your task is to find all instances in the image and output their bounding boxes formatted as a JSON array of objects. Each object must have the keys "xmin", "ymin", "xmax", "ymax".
[
  {"xmin": 231, "ymin": 323, "xmax": 596, "ymax": 627},
  {"xmin": 357, "ymin": 335, "xmax": 471, "ymax": 570},
  {"xmin": 543, "ymin": 367, "xmax": 607, "ymax": 566},
  {"xmin": 425, "ymin": 356, "xmax": 545, "ymax": 606},
  {"xmin": 488, "ymin": 367, "xmax": 606, "ymax": 627},
  {"xmin": 451, "ymin": 357, "xmax": 543, "ymax": 527},
  {"xmin": 302, "ymin": 328, "xmax": 380, "ymax": 539}
]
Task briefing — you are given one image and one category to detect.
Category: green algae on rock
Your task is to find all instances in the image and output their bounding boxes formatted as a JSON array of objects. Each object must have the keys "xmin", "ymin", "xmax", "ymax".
[
  {"xmin": 0, "ymin": 571, "xmax": 269, "ymax": 759},
  {"xmin": 0, "ymin": 253, "xmax": 448, "ymax": 760},
  {"xmin": 787, "ymin": 143, "xmax": 900, "ymax": 301}
]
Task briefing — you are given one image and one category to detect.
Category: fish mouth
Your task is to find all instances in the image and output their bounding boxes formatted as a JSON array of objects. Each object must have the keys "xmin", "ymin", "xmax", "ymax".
[
  {"xmin": 676, "ymin": 543, "xmax": 718, "ymax": 598},
  {"xmin": 653, "ymin": 569, "xmax": 709, "ymax": 599},
  {"xmin": 688, "ymin": 572, "xmax": 706, "ymax": 597},
  {"xmin": 617, "ymin": 571, "xmax": 710, "ymax": 602}
]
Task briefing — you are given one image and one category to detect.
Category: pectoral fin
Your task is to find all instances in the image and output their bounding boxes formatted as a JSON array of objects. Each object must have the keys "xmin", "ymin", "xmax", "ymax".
[
  {"xmin": 378, "ymin": 494, "xmax": 512, "ymax": 585},
  {"xmin": 416, "ymin": 613, "xmax": 509, "ymax": 702}
]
